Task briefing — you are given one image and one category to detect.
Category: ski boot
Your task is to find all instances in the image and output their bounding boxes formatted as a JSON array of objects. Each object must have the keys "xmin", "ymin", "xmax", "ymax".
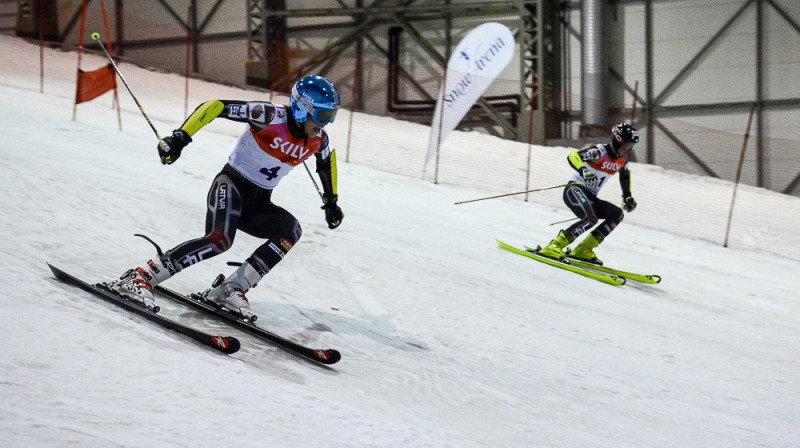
[
  {"xmin": 536, "ymin": 230, "xmax": 571, "ymax": 261},
  {"xmin": 205, "ymin": 262, "xmax": 262, "ymax": 321},
  {"xmin": 110, "ymin": 256, "xmax": 174, "ymax": 312},
  {"xmin": 569, "ymin": 233, "xmax": 603, "ymax": 265}
]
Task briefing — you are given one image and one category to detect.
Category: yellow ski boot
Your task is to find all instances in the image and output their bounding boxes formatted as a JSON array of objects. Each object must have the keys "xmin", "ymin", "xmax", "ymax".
[
  {"xmin": 570, "ymin": 234, "xmax": 603, "ymax": 265},
  {"xmin": 537, "ymin": 231, "xmax": 571, "ymax": 260}
]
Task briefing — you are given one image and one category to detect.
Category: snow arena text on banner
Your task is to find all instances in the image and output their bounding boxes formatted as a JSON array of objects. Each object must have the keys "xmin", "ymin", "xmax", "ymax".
[{"xmin": 425, "ymin": 22, "xmax": 515, "ymax": 167}]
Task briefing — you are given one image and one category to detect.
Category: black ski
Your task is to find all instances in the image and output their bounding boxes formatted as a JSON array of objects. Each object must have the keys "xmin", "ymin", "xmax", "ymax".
[
  {"xmin": 47, "ymin": 263, "xmax": 240, "ymax": 355},
  {"xmin": 154, "ymin": 285, "xmax": 341, "ymax": 365}
]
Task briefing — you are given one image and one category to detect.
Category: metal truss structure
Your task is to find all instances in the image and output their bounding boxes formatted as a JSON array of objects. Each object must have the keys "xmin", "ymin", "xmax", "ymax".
[
  {"xmin": 243, "ymin": 0, "xmax": 553, "ymax": 143},
  {"xmin": 13, "ymin": 0, "xmax": 800, "ymax": 194}
]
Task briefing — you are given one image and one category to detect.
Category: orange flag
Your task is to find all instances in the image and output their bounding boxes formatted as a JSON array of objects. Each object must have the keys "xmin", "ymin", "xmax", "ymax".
[{"xmin": 75, "ymin": 64, "xmax": 117, "ymax": 104}]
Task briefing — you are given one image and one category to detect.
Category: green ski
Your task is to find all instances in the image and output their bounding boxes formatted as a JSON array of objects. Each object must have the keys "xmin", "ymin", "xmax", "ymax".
[
  {"xmin": 564, "ymin": 257, "xmax": 661, "ymax": 284},
  {"xmin": 497, "ymin": 240, "xmax": 625, "ymax": 287},
  {"xmin": 521, "ymin": 246, "xmax": 662, "ymax": 284}
]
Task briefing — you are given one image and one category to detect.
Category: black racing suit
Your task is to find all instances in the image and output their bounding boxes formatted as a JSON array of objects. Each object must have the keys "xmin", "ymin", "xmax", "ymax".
[
  {"xmin": 561, "ymin": 143, "xmax": 631, "ymax": 243},
  {"xmin": 162, "ymin": 99, "xmax": 337, "ymax": 277}
]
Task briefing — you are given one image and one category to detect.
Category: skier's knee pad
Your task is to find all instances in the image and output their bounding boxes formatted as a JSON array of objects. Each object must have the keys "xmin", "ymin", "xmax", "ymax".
[
  {"xmin": 611, "ymin": 207, "xmax": 624, "ymax": 224},
  {"xmin": 206, "ymin": 231, "xmax": 233, "ymax": 252}
]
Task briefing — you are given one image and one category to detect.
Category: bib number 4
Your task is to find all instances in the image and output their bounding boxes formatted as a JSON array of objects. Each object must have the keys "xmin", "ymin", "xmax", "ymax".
[{"xmin": 259, "ymin": 166, "xmax": 281, "ymax": 181}]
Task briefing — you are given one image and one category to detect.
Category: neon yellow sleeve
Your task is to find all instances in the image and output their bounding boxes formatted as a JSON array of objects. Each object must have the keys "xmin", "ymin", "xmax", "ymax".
[
  {"xmin": 567, "ymin": 150, "xmax": 584, "ymax": 171},
  {"xmin": 179, "ymin": 100, "xmax": 225, "ymax": 137}
]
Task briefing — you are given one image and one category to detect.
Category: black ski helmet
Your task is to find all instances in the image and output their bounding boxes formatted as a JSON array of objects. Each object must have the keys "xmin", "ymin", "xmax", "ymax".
[{"xmin": 610, "ymin": 122, "xmax": 639, "ymax": 153}]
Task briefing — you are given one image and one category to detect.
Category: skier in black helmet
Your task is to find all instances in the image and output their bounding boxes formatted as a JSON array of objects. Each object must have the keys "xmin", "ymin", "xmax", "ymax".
[{"xmin": 536, "ymin": 122, "xmax": 639, "ymax": 265}]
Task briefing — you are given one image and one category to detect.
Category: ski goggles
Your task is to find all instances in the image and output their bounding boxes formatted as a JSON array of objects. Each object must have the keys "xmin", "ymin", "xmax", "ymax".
[{"xmin": 296, "ymin": 96, "xmax": 340, "ymax": 126}]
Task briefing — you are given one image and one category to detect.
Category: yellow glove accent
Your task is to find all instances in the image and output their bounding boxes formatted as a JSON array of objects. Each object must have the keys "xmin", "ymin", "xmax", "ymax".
[{"xmin": 330, "ymin": 148, "xmax": 338, "ymax": 196}]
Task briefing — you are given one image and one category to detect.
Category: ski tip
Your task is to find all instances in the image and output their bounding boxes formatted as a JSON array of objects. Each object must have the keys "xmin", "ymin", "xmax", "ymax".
[
  {"xmin": 651, "ymin": 275, "xmax": 662, "ymax": 284},
  {"xmin": 313, "ymin": 349, "xmax": 342, "ymax": 365},
  {"xmin": 227, "ymin": 336, "xmax": 241, "ymax": 353},
  {"xmin": 46, "ymin": 262, "xmax": 67, "ymax": 280},
  {"xmin": 212, "ymin": 335, "xmax": 241, "ymax": 354}
]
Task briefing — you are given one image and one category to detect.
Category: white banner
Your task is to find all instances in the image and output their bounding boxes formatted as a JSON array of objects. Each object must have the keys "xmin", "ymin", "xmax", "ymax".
[{"xmin": 425, "ymin": 22, "xmax": 515, "ymax": 167}]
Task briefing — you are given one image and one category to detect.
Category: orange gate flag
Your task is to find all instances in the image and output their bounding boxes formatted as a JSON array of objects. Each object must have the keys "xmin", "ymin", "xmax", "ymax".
[{"xmin": 75, "ymin": 64, "xmax": 117, "ymax": 104}]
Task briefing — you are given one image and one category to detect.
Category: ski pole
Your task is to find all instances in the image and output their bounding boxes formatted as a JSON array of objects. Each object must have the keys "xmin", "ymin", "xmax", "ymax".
[
  {"xmin": 549, "ymin": 217, "xmax": 579, "ymax": 226},
  {"xmin": 303, "ymin": 161, "xmax": 324, "ymax": 202},
  {"xmin": 91, "ymin": 32, "xmax": 161, "ymax": 140},
  {"xmin": 549, "ymin": 199, "xmax": 627, "ymax": 226},
  {"xmin": 304, "ymin": 149, "xmax": 340, "ymax": 204},
  {"xmin": 454, "ymin": 181, "xmax": 581, "ymax": 205}
]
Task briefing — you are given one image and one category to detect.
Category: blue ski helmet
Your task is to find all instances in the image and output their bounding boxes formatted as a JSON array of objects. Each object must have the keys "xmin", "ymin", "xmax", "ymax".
[{"xmin": 290, "ymin": 75, "xmax": 341, "ymax": 126}]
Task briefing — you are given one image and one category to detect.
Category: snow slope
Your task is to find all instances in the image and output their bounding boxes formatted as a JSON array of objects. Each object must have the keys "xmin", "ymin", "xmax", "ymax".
[{"xmin": 1, "ymin": 35, "xmax": 799, "ymax": 448}]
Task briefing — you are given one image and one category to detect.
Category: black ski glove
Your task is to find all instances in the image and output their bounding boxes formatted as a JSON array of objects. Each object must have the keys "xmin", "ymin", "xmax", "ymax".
[
  {"xmin": 157, "ymin": 129, "xmax": 192, "ymax": 165},
  {"xmin": 623, "ymin": 195, "xmax": 637, "ymax": 212},
  {"xmin": 321, "ymin": 195, "xmax": 344, "ymax": 229}
]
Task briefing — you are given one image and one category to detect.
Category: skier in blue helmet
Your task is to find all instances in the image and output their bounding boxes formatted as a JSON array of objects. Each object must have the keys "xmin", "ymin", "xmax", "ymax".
[{"xmin": 107, "ymin": 75, "xmax": 344, "ymax": 320}]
